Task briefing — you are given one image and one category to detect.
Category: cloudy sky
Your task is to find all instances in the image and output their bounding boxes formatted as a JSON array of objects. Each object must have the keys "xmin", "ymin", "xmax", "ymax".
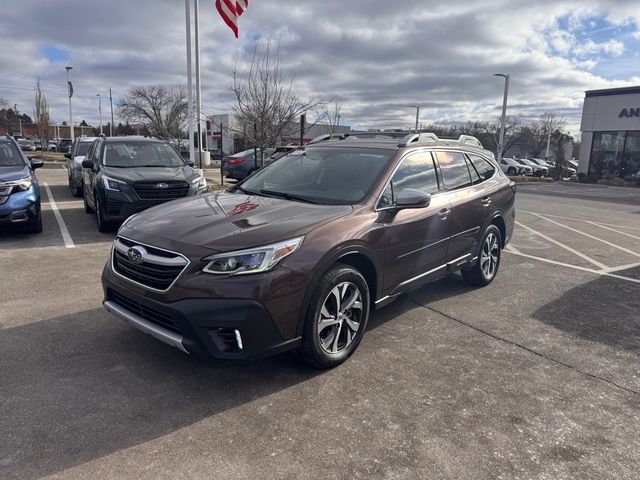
[{"xmin": 1, "ymin": 0, "xmax": 639, "ymax": 136}]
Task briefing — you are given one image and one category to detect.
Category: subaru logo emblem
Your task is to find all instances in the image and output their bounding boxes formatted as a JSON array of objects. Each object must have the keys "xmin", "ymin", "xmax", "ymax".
[
  {"xmin": 155, "ymin": 183, "xmax": 169, "ymax": 189},
  {"xmin": 127, "ymin": 246, "xmax": 146, "ymax": 264}
]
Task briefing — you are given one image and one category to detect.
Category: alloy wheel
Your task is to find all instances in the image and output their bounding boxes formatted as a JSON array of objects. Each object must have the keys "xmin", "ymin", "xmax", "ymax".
[
  {"xmin": 480, "ymin": 232, "xmax": 499, "ymax": 279},
  {"xmin": 317, "ymin": 282, "xmax": 364, "ymax": 354}
]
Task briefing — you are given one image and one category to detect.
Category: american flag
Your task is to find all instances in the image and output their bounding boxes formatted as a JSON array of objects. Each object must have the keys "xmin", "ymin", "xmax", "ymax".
[{"xmin": 215, "ymin": 0, "xmax": 249, "ymax": 38}]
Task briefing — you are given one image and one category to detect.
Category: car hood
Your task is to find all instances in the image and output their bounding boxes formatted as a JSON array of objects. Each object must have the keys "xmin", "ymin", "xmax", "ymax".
[
  {"xmin": 102, "ymin": 165, "xmax": 197, "ymax": 183},
  {"xmin": 0, "ymin": 165, "xmax": 30, "ymax": 182},
  {"xmin": 123, "ymin": 191, "xmax": 353, "ymax": 252}
]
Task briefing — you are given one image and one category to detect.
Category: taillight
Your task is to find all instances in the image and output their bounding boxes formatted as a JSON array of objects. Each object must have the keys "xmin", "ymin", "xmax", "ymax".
[{"xmin": 229, "ymin": 158, "xmax": 244, "ymax": 165}]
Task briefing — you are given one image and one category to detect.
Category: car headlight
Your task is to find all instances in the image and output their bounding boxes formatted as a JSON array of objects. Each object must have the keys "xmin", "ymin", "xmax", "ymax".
[
  {"xmin": 202, "ymin": 236, "xmax": 304, "ymax": 275},
  {"xmin": 6, "ymin": 176, "xmax": 32, "ymax": 192},
  {"xmin": 102, "ymin": 175, "xmax": 126, "ymax": 191},
  {"xmin": 192, "ymin": 175, "xmax": 207, "ymax": 190}
]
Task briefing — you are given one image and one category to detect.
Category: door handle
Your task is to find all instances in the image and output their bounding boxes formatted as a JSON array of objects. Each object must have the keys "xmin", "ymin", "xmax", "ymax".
[
  {"xmin": 480, "ymin": 196, "xmax": 491, "ymax": 206},
  {"xmin": 438, "ymin": 208, "xmax": 450, "ymax": 220}
]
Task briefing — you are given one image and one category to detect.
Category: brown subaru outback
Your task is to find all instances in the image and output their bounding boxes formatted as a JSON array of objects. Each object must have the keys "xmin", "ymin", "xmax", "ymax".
[{"xmin": 102, "ymin": 132, "xmax": 515, "ymax": 368}]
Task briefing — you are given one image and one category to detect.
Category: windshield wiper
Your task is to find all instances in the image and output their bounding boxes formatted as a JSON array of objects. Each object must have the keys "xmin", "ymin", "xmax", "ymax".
[
  {"xmin": 233, "ymin": 185, "xmax": 256, "ymax": 195},
  {"xmin": 259, "ymin": 189, "xmax": 318, "ymax": 204}
]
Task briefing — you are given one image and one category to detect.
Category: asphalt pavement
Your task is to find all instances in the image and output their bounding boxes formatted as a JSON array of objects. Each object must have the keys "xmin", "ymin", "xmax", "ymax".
[{"xmin": 1, "ymin": 167, "xmax": 639, "ymax": 479}]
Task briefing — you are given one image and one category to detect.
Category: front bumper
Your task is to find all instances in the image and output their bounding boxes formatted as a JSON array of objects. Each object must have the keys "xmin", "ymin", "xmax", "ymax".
[
  {"xmin": 0, "ymin": 187, "xmax": 40, "ymax": 224},
  {"xmin": 101, "ymin": 263, "xmax": 303, "ymax": 360}
]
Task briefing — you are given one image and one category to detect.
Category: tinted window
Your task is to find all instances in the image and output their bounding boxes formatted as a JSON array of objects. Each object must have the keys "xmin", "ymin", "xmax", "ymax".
[
  {"xmin": 0, "ymin": 141, "xmax": 25, "ymax": 166},
  {"xmin": 378, "ymin": 151, "xmax": 438, "ymax": 207},
  {"xmin": 468, "ymin": 154, "xmax": 496, "ymax": 182},
  {"xmin": 76, "ymin": 142, "xmax": 92, "ymax": 157},
  {"xmin": 436, "ymin": 151, "xmax": 472, "ymax": 190}
]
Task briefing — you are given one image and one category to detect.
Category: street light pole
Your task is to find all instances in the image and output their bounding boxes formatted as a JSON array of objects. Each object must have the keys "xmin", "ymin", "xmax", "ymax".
[
  {"xmin": 109, "ymin": 88, "xmax": 114, "ymax": 136},
  {"xmin": 494, "ymin": 73, "xmax": 510, "ymax": 162},
  {"xmin": 97, "ymin": 93, "xmax": 103, "ymax": 135},
  {"xmin": 65, "ymin": 66, "xmax": 74, "ymax": 142},
  {"xmin": 409, "ymin": 105, "xmax": 420, "ymax": 133}
]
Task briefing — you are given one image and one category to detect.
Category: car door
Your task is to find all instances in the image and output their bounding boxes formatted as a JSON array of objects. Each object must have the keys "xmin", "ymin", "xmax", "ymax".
[
  {"xmin": 434, "ymin": 150, "xmax": 485, "ymax": 262},
  {"xmin": 379, "ymin": 150, "xmax": 451, "ymax": 293}
]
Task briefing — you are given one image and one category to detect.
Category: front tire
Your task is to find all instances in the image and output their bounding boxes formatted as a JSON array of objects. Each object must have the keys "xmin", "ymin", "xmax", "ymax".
[
  {"xmin": 462, "ymin": 224, "xmax": 502, "ymax": 286},
  {"xmin": 26, "ymin": 217, "xmax": 42, "ymax": 234},
  {"xmin": 507, "ymin": 167, "xmax": 516, "ymax": 175},
  {"xmin": 300, "ymin": 265, "xmax": 370, "ymax": 369},
  {"xmin": 95, "ymin": 196, "xmax": 113, "ymax": 233}
]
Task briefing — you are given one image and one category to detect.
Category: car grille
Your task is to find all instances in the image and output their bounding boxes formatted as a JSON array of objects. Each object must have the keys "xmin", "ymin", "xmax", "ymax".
[
  {"xmin": 133, "ymin": 181, "xmax": 190, "ymax": 201},
  {"xmin": 112, "ymin": 236, "xmax": 189, "ymax": 291},
  {"xmin": 107, "ymin": 289, "xmax": 180, "ymax": 334}
]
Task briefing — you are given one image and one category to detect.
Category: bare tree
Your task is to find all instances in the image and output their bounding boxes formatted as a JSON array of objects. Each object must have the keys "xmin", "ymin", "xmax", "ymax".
[
  {"xmin": 319, "ymin": 101, "xmax": 342, "ymax": 135},
  {"xmin": 118, "ymin": 85, "xmax": 187, "ymax": 140},
  {"xmin": 459, "ymin": 116, "xmax": 524, "ymax": 156},
  {"xmin": 33, "ymin": 76, "xmax": 50, "ymax": 145},
  {"xmin": 231, "ymin": 39, "xmax": 321, "ymax": 163},
  {"xmin": 520, "ymin": 111, "xmax": 567, "ymax": 158}
]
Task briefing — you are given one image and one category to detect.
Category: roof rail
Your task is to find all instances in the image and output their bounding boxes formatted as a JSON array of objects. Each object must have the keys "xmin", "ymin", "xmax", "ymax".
[{"xmin": 397, "ymin": 132, "xmax": 483, "ymax": 148}]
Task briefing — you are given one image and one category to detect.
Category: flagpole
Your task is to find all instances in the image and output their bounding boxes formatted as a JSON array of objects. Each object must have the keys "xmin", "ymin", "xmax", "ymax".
[
  {"xmin": 185, "ymin": 0, "xmax": 195, "ymax": 164},
  {"xmin": 194, "ymin": 0, "xmax": 203, "ymax": 168}
]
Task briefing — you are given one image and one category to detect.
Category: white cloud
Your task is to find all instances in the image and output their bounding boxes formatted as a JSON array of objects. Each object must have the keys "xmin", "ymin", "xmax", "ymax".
[{"xmin": 0, "ymin": 0, "xmax": 639, "ymax": 136}]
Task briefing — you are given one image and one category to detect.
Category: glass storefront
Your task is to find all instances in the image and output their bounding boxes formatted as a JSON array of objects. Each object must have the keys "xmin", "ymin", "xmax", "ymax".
[{"xmin": 589, "ymin": 131, "xmax": 640, "ymax": 182}]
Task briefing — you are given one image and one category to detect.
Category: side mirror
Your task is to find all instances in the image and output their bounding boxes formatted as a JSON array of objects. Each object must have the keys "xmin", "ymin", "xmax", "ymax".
[
  {"xmin": 64, "ymin": 153, "xmax": 72, "ymax": 159},
  {"xmin": 186, "ymin": 159, "xmax": 195, "ymax": 167},
  {"xmin": 82, "ymin": 159, "xmax": 94, "ymax": 169},
  {"xmin": 396, "ymin": 188, "xmax": 431, "ymax": 209},
  {"xmin": 30, "ymin": 159, "xmax": 44, "ymax": 169}
]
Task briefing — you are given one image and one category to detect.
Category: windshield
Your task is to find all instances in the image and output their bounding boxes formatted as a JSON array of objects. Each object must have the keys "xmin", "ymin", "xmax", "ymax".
[
  {"xmin": 238, "ymin": 147, "xmax": 394, "ymax": 205},
  {"xmin": 76, "ymin": 142, "xmax": 92, "ymax": 156},
  {"xmin": 102, "ymin": 141, "xmax": 185, "ymax": 168},
  {"xmin": 0, "ymin": 141, "xmax": 26, "ymax": 167}
]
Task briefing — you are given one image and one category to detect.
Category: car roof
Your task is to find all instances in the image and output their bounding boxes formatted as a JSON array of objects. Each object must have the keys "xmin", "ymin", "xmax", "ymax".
[{"xmin": 103, "ymin": 136, "xmax": 166, "ymax": 143}]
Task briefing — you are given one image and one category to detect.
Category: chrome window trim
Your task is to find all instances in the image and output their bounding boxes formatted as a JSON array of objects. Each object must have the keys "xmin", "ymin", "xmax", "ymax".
[{"xmin": 111, "ymin": 235, "xmax": 191, "ymax": 293}]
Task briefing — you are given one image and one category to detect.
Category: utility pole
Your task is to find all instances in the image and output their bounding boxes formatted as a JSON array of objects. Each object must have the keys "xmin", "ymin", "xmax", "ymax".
[
  {"xmin": 97, "ymin": 93, "xmax": 103, "ymax": 135},
  {"xmin": 545, "ymin": 129, "xmax": 551, "ymax": 159},
  {"xmin": 109, "ymin": 88, "xmax": 114, "ymax": 136},
  {"xmin": 65, "ymin": 66, "xmax": 74, "ymax": 142},
  {"xmin": 14, "ymin": 104, "xmax": 22, "ymax": 136},
  {"xmin": 494, "ymin": 73, "xmax": 510, "ymax": 162}
]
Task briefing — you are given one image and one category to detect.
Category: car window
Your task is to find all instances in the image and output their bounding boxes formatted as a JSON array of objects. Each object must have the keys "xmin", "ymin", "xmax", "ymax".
[
  {"xmin": 0, "ymin": 141, "xmax": 25, "ymax": 166},
  {"xmin": 436, "ymin": 151, "xmax": 472, "ymax": 190},
  {"xmin": 76, "ymin": 142, "xmax": 92, "ymax": 157},
  {"xmin": 378, "ymin": 151, "xmax": 439, "ymax": 208},
  {"xmin": 467, "ymin": 154, "xmax": 496, "ymax": 182},
  {"xmin": 240, "ymin": 147, "xmax": 394, "ymax": 205},
  {"xmin": 102, "ymin": 142, "xmax": 185, "ymax": 168}
]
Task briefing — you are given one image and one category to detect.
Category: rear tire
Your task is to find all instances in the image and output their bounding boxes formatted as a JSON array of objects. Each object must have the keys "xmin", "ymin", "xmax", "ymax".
[
  {"xmin": 462, "ymin": 224, "xmax": 502, "ymax": 286},
  {"xmin": 300, "ymin": 265, "xmax": 370, "ymax": 369}
]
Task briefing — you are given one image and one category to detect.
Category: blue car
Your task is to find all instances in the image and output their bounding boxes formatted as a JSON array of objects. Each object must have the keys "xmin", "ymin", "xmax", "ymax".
[{"xmin": 0, "ymin": 135, "xmax": 44, "ymax": 233}]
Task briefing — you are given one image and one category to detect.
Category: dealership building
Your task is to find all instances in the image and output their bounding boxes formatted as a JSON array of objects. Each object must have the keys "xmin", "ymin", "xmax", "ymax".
[{"xmin": 579, "ymin": 86, "xmax": 640, "ymax": 182}]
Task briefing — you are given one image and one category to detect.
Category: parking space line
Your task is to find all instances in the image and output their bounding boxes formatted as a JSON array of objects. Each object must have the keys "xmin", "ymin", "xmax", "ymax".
[
  {"xmin": 514, "ymin": 220, "xmax": 608, "ymax": 270},
  {"xmin": 587, "ymin": 222, "xmax": 640, "ymax": 241},
  {"xmin": 504, "ymin": 250, "xmax": 640, "ymax": 285},
  {"xmin": 525, "ymin": 212, "xmax": 640, "ymax": 259},
  {"xmin": 601, "ymin": 261, "xmax": 640, "ymax": 273},
  {"xmin": 43, "ymin": 182, "xmax": 75, "ymax": 249},
  {"xmin": 519, "ymin": 211, "xmax": 640, "ymax": 232}
]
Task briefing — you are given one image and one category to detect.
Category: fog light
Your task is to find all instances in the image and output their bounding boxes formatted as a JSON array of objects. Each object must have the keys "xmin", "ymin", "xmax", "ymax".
[{"xmin": 234, "ymin": 329, "xmax": 243, "ymax": 350}]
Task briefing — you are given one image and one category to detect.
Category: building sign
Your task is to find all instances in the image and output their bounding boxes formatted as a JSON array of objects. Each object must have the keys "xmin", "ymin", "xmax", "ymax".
[{"xmin": 618, "ymin": 108, "xmax": 640, "ymax": 118}]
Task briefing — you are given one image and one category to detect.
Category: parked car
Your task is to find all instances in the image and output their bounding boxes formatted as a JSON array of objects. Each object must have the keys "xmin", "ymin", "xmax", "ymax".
[
  {"xmin": 499, "ymin": 157, "xmax": 532, "ymax": 176},
  {"xmin": 0, "ymin": 135, "xmax": 44, "ymax": 233},
  {"xmin": 82, "ymin": 136, "xmax": 207, "ymax": 232},
  {"xmin": 32, "ymin": 139, "xmax": 42, "ymax": 150},
  {"xmin": 221, "ymin": 148, "xmax": 275, "ymax": 180},
  {"xmin": 518, "ymin": 158, "xmax": 549, "ymax": 176},
  {"xmin": 56, "ymin": 138, "xmax": 73, "ymax": 153},
  {"xmin": 65, "ymin": 136, "xmax": 97, "ymax": 196},
  {"xmin": 18, "ymin": 139, "xmax": 36, "ymax": 152},
  {"xmin": 48, "ymin": 141, "xmax": 58, "ymax": 152},
  {"xmin": 102, "ymin": 132, "xmax": 515, "ymax": 368}
]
